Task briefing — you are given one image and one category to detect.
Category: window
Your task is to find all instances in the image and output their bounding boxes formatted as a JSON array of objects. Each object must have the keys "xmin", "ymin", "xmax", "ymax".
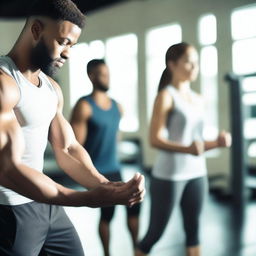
[
  {"xmin": 231, "ymin": 5, "xmax": 256, "ymax": 75},
  {"xmin": 198, "ymin": 14, "xmax": 219, "ymax": 143},
  {"xmin": 198, "ymin": 14, "xmax": 217, "ymax": 45},
  {"xmin": 242, "ymin": 78, "xmax": 256, "ymax": 139},
  {"xmin": 146, "ymin": 24, "xmax": 182, "ymax": 119},
  {"xmin": 231, "ymin": 5, "xmax": 256, "ymax": 152},
  {"xmin": 232, "ymin": 38, "xmax": 256, "ymax": 75},
  {"xmin": 231, "ymin": 5, "xmax": 256, "ymax": 40},
  {"xmin": 88, "ymin": 40, "xmax": 105, "ymax": 59},
  {"xmin": 69, "ymin": 41, "xmax": 105, "ymax": 107},
  {"xmin": 105, "ymin": 34, "xmax": 138, "ymax": 132},
  {"xmin": 69, "ymin": 43, "xmax": 91, "ymax": 107}
]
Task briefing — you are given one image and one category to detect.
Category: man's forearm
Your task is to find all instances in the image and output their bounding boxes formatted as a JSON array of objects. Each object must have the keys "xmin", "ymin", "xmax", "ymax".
[
  {"xmin": 0, "ymin": 162, "xmax": 96, "ymax": 207},
  {"xmin": 53, "ymin": 143, "xmax": 109, "ymax": 189},
  {"xmin": 0, "ymin": 162, "xmax": 145, "ymax": 208}
]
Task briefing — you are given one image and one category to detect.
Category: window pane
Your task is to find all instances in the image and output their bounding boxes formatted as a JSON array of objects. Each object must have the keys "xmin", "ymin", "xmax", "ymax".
[
  {"xmin": 200, "ymin": 46, "xmax": 218, "ymax": 77},
  {"xmin": 231, "ymin": 5, "xmax": 256, "ymax": 40},
  {"xmin": 69, "ymin": 41, "xmax": 105, "ymax": 106},
  {"xmin": 146, "ymin": 24, "xmax": 182, "ymax": 57},
  {"xmin": 146, "ymin": 24, "xmax": 182, "ymax": 119},
  {"xmin": 106, "ymin": 34, "xmax": 138, "ymax": 132},
  {"xmin": 244, "ymin": 119, "xmax": 256, "ymax": 139},
  {"xmin": 232, "ymin": 38, "xmax": 256, "ymax": 74},
  {"xmin": 243, "ymin": 92, "xmax": 256, "ymax": 139},
  {"xmin": 201, "ymin": 77, "xmax": 219, "ymax": 140},
  {"xmin": 198, "ymin": 14, "xmax": 217, "ymax": 45},
  {"xmin": 89, "ymin": 40, "xmax": 105, "ymax": 59},
  {"xmin": 248, "ymin": 141, "xmax": 256, "ymax": 157},
  {"xmin": 69, "ymin": 43, "xmax": 92, "ymax": 107},
  {"xmin": 243, "ymin": 93, "xmax": 256, "ymax": 105},
  {"xmin": 242, "ymin": 77, "xmax": 256, "ymax": 92},
  {"xmin": 200, "ymin": 46, "xmax": 218, "ymax": 141}
]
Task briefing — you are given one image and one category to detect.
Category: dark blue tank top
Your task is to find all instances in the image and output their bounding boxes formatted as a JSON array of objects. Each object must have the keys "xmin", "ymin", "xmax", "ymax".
[{"xmin": 81, "ymin": 95, "xmax": 121, "ymax": 174}]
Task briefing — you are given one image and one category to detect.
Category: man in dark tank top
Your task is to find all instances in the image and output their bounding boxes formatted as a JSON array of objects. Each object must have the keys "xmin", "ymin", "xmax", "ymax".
[{"xmin": 70, "ymin": 59, "xmax": 140, "ymax": 256}]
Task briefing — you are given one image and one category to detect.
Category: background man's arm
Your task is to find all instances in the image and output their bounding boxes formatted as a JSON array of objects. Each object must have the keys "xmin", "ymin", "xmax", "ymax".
[{"xmin": 70, "ymin": 97, "xmax": 91, "ymax": 145}]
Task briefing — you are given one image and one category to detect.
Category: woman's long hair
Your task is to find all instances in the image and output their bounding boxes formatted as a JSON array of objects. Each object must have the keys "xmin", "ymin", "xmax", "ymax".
[{"xmin": 158, "ymin": 42, "xmax": 191, "ymax": 92}]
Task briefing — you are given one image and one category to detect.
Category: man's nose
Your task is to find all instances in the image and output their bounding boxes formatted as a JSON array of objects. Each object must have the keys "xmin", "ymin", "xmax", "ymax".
[{"xmin": 61, "ymin": 47, "xmax": 71, "ymax": 60}]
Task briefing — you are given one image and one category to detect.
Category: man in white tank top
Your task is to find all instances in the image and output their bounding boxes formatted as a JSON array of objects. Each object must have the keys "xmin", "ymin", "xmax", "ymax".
[{"xmin": 0, "ymin": 1, "xmax": 145, "ymax": 255}]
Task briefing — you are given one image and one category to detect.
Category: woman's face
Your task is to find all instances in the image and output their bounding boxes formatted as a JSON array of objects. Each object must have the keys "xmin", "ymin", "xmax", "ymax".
[{"xmin": 169, "ymin": 46, "xmax": 199, "ymax": 82}]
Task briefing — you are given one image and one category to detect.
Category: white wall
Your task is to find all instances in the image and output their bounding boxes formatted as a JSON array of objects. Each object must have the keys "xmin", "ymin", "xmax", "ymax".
[{"xmin": 0, "ymin": 19, "xmax": 25, "ymax": 55}]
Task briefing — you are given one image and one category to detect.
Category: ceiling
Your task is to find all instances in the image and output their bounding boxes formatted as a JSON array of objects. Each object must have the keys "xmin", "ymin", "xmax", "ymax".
[{"xmin": 0, "ymin": 0, "xmax": 128, "ymax": 18}]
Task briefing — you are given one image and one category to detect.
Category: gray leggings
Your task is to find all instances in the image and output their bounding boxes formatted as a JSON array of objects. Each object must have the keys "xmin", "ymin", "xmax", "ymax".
[{"xmin": 138, "ymin": 176, "xmax": 207, "ymax": 254}]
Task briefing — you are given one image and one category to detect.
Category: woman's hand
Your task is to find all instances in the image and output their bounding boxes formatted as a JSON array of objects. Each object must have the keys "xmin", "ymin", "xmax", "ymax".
[
  {"xmin": 217, "ymin": 131, "xmax": 232, "ymax": 148},
  {"xmin": 186, "ymin": 141, "xmax": 205, "ymax": 156}
]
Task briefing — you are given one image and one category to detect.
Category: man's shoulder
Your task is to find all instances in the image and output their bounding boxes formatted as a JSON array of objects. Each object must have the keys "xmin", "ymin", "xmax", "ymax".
[
  {"xmin": 70, "ymin": 98, "xmax": 92, "ymax": 123},
  {"xmin": 77, "ymin": 95, "xmax": 93, "ymax": 106},
  {"xmin": 0, "ymin": 71, "xmax": 20, "ymax": 110},
  {"xmin": 77, "ymin": 96, "xmax": 92, "ymax": 108},
  {"xmin": 0, "ymin": 68, "xmax": 17, "ymax": 89}
]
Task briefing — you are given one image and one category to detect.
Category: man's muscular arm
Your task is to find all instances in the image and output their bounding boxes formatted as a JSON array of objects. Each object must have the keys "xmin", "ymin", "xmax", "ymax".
[{"xmin": 0, "ymin": 71, "xmax": 144, "ymax": 207}]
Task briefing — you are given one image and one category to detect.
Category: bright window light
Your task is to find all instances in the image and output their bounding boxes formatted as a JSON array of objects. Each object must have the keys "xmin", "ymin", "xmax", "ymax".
[
  {"xmin": 232, "ymin": 38, "xmax": 256, "ymax": 75},
  {"xmin": 69, "ymin": 41, "xmax": 105, "ymax": 107},
  {"xmin": 88, "ymin": 40, "xmax": 105, "ymax": 59},
  {"xmin": 69, "ymin": 43, "xmax": 92, "ymax": 107},
  {"xmin": 105, "ymin": 34, "xmax": 138, "ymax": 132},
  {"xmin": 242, "ymin": 77, "xmax": 256, "ymax": 92},
  {"xmin": 146, "ymin": 24, "xmax": 182, "ymax": 119},
  {"xmin": 200, "ymin": 46, "xmax": 218, "ymax": 77},
  {"xmin": 243, "ymin": 93, "xmax": 256, "ymax": 105},
  {"xmin": 200, "ymin": 46, "xmax": 218, "ymax": 142},
  {"xmin": 244, "ymin": 119, "xmax": 256, "ymax": 139},
  {"xmin": 198, "ymin": 14, "xmax": 217, "ymax": 45},
  {"xmin": 248, "ymin": 142, "xmax": 256, "ymax": 157},
  {"xmin": 231, "ymin": 5, "xmax": 256, "ymax": 40}
]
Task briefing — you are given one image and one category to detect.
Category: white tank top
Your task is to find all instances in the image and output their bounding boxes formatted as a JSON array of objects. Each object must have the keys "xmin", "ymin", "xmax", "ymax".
[
  {"xmin": 0, "ymin": 56, "xmax": 58, "ymax": 205},
  {"xmin": 152, "ymin": 85, "xmax": 207, "ymax": 181}
]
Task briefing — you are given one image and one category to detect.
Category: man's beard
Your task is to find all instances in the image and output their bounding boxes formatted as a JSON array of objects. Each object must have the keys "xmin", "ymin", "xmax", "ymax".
[
  {"xmin": 30, "ymin": 38, "xmax": 59, "ymax": 77},
  {"xmin": 95, "ymin": 82, "xmax": 109, "ymax": 92}
]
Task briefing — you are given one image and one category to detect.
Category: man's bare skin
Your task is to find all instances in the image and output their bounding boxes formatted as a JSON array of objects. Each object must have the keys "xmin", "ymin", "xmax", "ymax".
[{"xmin": 0, "ymin": 17, "xmax": 145, "ymax": 208}]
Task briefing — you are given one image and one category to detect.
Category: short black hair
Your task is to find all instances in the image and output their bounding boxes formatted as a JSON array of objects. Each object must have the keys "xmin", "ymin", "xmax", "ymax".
[
  {"xmin": 28, "ymin": 0, "xmax": 85, "ymax": 29},
  {"xmin": 87, "ymin": 59, "xmax": 106, "ymax": 75}
]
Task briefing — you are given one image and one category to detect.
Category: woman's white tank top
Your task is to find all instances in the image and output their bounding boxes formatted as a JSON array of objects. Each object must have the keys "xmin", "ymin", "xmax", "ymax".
[{"xmin": 152, "ymin": 85, "xmax": 207, "ymax": 181}]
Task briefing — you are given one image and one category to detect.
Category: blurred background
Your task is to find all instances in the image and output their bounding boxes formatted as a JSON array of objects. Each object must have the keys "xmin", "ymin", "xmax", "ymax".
[{"xmin": 1, "ymin": 0, "xmax": 256, "ymax": 255}]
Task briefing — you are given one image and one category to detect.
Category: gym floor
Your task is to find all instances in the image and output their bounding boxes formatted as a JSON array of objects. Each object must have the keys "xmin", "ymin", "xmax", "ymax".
[
  {"xmin": 50, "ymin": 168, "xmax": 256, "ymax": 256},
  {"xmin": 53, "ymin": 167, "xmax": 256, "ymax": 256}
]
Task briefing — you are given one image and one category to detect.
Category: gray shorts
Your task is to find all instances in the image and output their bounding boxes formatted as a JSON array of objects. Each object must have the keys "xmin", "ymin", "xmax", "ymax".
[{"xmin": 0, "ymin": 201, "xmax": 84, "ymax": 256}]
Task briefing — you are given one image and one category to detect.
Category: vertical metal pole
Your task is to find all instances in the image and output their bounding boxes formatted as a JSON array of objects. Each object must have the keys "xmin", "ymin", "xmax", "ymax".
[{"xmin": 226, "ymin": 74, "xmax": 246, "ymax": 211}]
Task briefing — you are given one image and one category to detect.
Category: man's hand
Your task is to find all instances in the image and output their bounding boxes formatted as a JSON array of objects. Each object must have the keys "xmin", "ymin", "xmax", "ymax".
[{"xmin": 87, "ymin": 173, "xmax": 145, "ymax": 208}]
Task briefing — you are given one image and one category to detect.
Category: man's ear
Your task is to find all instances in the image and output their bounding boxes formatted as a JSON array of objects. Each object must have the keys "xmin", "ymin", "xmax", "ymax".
[
  {"xmin": 88, "ymin": 73, "xmax": 95, "ymax": 82},
  {"xmin": 31, "ymin": 19, "xmax": 44, "ymax": 41}
]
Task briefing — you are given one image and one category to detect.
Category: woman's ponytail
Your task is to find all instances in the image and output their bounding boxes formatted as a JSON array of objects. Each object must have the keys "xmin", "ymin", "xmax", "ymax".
[
  {"xmin": 157, "ymin": 42, "xmax": 191, "ymax": 93},
  {"xmin": 157, "ymin": 67, "xmax": 172, "ymax": 92}
]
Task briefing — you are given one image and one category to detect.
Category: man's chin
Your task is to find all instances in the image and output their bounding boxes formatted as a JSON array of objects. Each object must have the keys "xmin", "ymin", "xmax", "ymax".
[
  {"xmin": 41, "ymin": 65, "xmax": 59, "ymax": 77},
  {"xmin": 97, "ymin": 85, "xmax": 109, "ymax": 92}
]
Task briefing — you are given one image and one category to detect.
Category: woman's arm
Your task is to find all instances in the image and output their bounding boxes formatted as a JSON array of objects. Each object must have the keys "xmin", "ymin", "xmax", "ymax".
[{"xmin": 149, "ymin": 89, "xmax": 204, "ymax": 155}]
